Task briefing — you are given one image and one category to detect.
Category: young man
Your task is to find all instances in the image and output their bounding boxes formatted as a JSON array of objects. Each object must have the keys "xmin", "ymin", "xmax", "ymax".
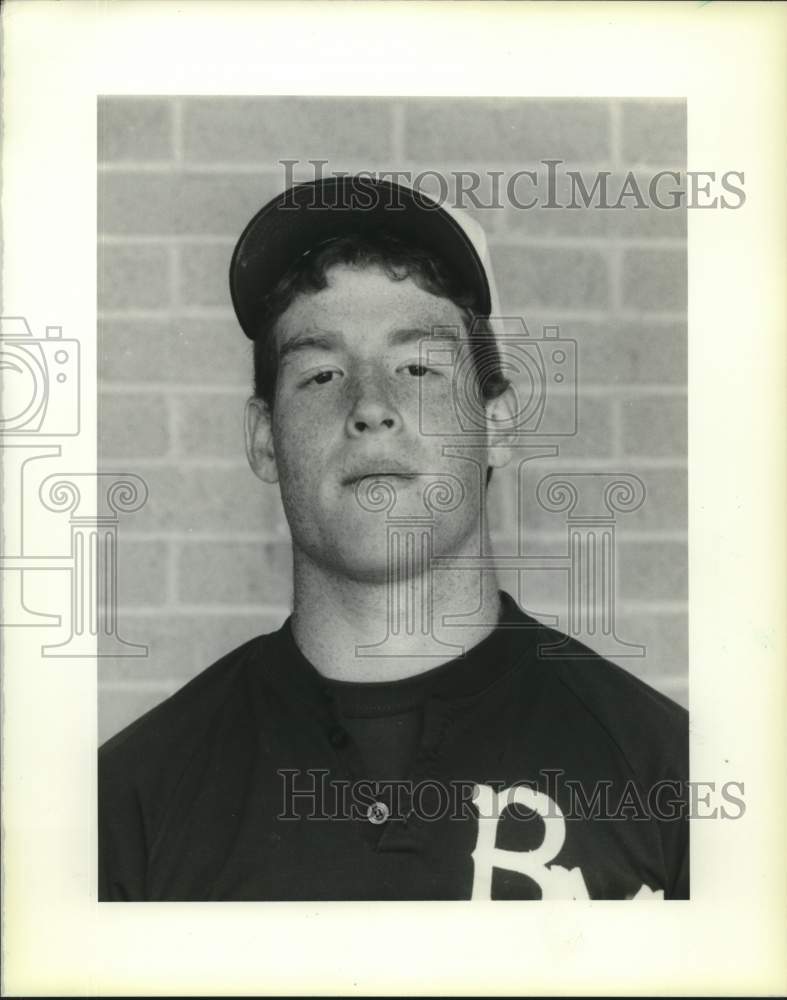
[{"xmin": 99, "ymin": 177, "xmax": 689, "ymax": 901}]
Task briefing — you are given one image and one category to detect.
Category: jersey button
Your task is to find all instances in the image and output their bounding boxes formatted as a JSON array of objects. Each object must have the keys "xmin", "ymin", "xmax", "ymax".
[{"xmin": 367, "ymin": 801, "xmax": 390, "ymax": 825}]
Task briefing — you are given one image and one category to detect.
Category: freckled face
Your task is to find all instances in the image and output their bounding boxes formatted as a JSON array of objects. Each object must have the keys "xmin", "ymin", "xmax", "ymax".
[{"xmin": 266, "ymin": 264, "xmax": 490, "ymax": 581}]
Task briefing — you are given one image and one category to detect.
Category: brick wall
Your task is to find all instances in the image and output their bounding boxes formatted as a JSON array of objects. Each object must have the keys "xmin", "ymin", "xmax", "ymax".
[{"xmin": 98, "ymin": 96, "xmax": 687, "ymax": 742}]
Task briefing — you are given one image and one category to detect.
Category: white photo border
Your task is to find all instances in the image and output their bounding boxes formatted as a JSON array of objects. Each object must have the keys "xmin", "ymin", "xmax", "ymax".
[{"xmin": 2, "ymin": 1, "xmax": 785, "ymax": 995}]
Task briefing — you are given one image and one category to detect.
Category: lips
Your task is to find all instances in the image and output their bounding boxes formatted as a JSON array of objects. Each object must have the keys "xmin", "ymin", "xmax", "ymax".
[{"xmin": 341, "ymin": 459, "xmax": 419, "ymax": 485}]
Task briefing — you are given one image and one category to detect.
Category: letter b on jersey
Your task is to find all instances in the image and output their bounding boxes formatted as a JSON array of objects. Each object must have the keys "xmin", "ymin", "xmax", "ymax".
[{"xmin": 470, "ymin": 783, "xmax": 590, "ymax": 900}]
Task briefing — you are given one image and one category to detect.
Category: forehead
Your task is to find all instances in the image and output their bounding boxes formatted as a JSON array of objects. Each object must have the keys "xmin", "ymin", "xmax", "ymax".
[{"xmin": 274, "ymin": 263, "xmax": 467, "ymax": 346}]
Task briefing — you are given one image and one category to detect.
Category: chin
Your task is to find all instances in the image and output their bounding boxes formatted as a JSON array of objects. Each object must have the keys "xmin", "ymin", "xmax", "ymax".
[
  {"xmin": 324, "ymin": 537, "xmax": 396, "ymax": 584},
  {"xmin": 294, "ymin": 507, "xmax": 480, "ymax": 584},
  {"xmin": 309, "ymin": 530, "xmax": 432, "ymax": 586}
]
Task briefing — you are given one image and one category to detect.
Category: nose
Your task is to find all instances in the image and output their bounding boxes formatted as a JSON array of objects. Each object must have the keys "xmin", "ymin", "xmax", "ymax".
[{"xmin": 345, "ymin": 376, "xmax": 402, "ymax": 438}]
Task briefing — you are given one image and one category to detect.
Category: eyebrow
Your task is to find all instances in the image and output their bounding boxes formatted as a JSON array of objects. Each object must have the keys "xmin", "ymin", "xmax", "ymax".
[
  {"xmin": 278, "ymin": 326, "xmax": 443, "ymax": 362},
  {"xmin": 388, "ymin": 327, "xmax": 439, "ymax": 347},
  {"xmin": 278, "ymin": 332, "xmax": 341, "ymax": 362}
]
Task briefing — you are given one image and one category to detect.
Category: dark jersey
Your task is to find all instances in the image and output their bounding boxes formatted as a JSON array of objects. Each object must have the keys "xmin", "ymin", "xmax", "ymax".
[{"xmin": 99, "ymin": 592, "xmax": 689, "ymax": 901}]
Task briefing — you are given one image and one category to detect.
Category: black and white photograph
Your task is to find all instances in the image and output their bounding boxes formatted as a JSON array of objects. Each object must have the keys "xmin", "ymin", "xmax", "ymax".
[
  {"xmin": 97, "ymin": 96, "xmax": 692, "ymax": 902},
  {"xmin": 2, "ymin": 2, "xmax": 785, "ymax": 995}
]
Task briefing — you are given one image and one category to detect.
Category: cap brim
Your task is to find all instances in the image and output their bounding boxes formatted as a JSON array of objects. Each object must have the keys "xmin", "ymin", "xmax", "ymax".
[{"xmin": 229, "ymin": 177, "xmax": 492, "ymax": 340}]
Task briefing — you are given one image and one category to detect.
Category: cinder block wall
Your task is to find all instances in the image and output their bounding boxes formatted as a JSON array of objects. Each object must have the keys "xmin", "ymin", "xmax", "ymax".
[{"xmin": 98, "ymin": 97, "xmax": 687, "ymax": 742}]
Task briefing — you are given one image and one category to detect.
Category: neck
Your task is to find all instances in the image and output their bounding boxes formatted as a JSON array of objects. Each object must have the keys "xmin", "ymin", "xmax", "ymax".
[{"xmin": 290, "ymin": 540, "xmax": 502, "ymax": 682}]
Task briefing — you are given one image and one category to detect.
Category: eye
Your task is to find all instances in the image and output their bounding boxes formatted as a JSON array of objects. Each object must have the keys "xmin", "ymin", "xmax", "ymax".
[
  {"xmin": 302, "ymin": 368, "xmax": 342, "ymax": 387},
  {"xmin": 400, "ymin": 363, "xmax": 436, "ymax": 378}
]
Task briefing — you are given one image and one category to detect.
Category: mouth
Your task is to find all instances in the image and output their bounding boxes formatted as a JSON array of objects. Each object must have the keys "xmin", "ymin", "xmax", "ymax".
[
  {"xmin": 343, "ymin": 472, "xmax": 418, "ymax": 487},
  {"xmin": 342, "ymin": 464, "xmax": 419, "ymax": 486}
]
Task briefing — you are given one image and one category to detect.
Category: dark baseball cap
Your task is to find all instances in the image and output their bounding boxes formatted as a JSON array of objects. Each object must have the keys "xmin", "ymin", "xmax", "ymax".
[{"xmin": 229, "ymin": 176, "xmax": 493, "ymax": 341}]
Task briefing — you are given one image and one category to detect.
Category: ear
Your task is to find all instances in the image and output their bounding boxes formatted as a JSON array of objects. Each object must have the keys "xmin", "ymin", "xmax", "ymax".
[
  {"xmin": 244, "ymin": 396, "xmax": 279, "ymax": 484},
  {"xmin": 484, "ymin": 385, "xmax": 518, "ymax": 471}
]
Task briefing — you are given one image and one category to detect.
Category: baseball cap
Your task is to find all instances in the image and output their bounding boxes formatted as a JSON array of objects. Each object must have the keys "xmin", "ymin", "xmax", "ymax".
[{"xmin": 229, "ymin": 176, "xmax": 497, "ymax": 341}]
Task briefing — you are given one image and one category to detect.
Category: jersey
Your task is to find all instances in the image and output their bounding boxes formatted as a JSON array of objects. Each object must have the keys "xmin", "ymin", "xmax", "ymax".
[{"xmin": 98, "ymin": 591, "xmax": 689, "ymax": 901}]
